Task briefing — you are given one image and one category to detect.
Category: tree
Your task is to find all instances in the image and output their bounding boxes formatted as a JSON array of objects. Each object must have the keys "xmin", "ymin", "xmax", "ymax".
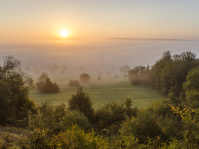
[
  {"xmin": 183, "ymin": 66, "xmax": 199, "ymax": 107},
  {"xmin": 68, "ymin": 87, "xmax": 94, "ymax": 121},
  {"xmin": 120, "ymin": 65, "xmax": 131, "ymax": 74},
  {"xmin": 120, "ymin": 111, "xmax": 162, "ymax": 143},
  {"xmin": 150, "ymin": 51, "xmax": 172, "ymax": 91},
  {"xmin": 150, "ymin": 51, "xmax": 198, "ymax": 99},
  {"xmin": 80, "ymin": 73, "xmax": 90, "ymax": 82},
  {"xmin": 0, "ymin": 56, "xmax": 36, "ymax": 126},
  {"xmin": 69, "ymin": 80, "xmax": 80, "ymax": 87},
  {"xmin": 94, "ymin": 99, "xmax": 137, "ymax": 135},
  {"xmin": 36, "ymin": 72, "xmax": 59, "ymax": 93},
  {"xmin": 60, "ymin": 110, "xmax": 90, "ymax": 131},
  {"xmin": 36, "ymin": 72, "xmax": 48, "ymax": 91},
  {"xmin": 128, "ymin": 66, "xmax": 150, "ymax": 85}
]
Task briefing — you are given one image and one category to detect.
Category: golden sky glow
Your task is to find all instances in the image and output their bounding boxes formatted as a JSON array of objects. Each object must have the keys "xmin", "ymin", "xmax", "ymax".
[
  {"xmin": 0, "ymin": 0, "xmax": 199, "ymax": 43},
  {"xmin": 59, "ymin": 29, "xmax": 70, "ymax": 38}
]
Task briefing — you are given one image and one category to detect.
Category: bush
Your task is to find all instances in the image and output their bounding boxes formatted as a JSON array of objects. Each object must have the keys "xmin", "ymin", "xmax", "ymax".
[
  {"xmin": 36, "ymin": 72, "xmax": 60, "ymax": 93},
  {"xmin": 95, "ymin": 102, "xmax": 127, "ymax": 133},
  {"xmin": 69, "ymin": 80, "xmax": 80, "ymax": 87},
  {"xmin": 94, "ymin": 99, "xmax": 137, "ymax": 135},
  {"xmin": 28, "ymin": 102, "xmax": 67, "ymax": 134},
  {"xmin": 30, "ymin": 125, "xmax": 108, "ymax": 149},
  {"xmin": 80, "ymin": 73, "xmax": 90, "ymax": 82},
  {"xmin": 60, "ymin": 110, "xmax": 90, "ymax": 131},
  {"xmin": 68, "ymin": 87, "xmax": 94, "ymax": 121},
  {"xmin": 120, "ymin": 110, "xmax": 163, "ymax": 143}
]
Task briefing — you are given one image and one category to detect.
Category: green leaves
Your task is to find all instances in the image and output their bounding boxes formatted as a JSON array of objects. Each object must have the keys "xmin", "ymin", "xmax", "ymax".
[
  {"xmin": 0, "ymin": 56, "xmax": 36, "ymax": 126},
  {"xmin": 69, "ymin": 87, "xmax": 94, "ymax": 121}
]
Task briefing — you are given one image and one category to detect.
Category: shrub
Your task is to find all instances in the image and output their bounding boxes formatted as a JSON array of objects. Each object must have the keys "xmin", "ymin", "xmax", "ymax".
[
  {"xmin": 36, "ymin": 72, "xmax": 59, "ymax": 93},
  {"xmin": 95, "ymin": 102, "xmax": 127, "ymax": 132},
  {"xmin": 94, "ymin": 100, "xmax": 138, "ymax": 135},
  {"xmin": 68, "ymin": 87, "xmax": 94, "ymax": 121},
  {"xmin": 120, "ymin": 110, "xmax": 162, "ymax": 143},
  {"xmin": 69, "ymin": 80, "xmax": 80, "ymax": 87},
  {"xmin": 80, "ymin": 73, "xmax": 90, "ymax": 82},
  {"xmin": 60, "ymin": 110, "xmax": 90, "ymax": 131},
  {"xmin": 30, "ymin": 129, "xmax": 50, "ymax": 149},
  {"xmin": 30, "ymin": 125, "xmax": 108, "ymax": 149},
  {"xmin": 28, "ymin": 102, "xmax": 67, "ymax": 134},
  {"xmin": 108, "ymin": 135, "xmax": 139, "ymax": 149}
]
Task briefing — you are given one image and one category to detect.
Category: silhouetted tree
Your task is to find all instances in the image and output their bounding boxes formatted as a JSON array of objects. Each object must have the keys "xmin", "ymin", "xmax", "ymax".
[
  {"xmin": 69, "ymin": 80, "xmax": 80, "ymax": 87},
  {"xmin": 36, "ymin": 72, "xmax": 59, "ymax": 93},
  {"xmin": 120, "ymin": 65, "xmax": 131, "ymax": 74},
  {"xmin": 80, "ymin": 73, "xmax": 90, "ymax": 82},
  {"xmin": 128, "ymin": 66, "xmax": 150, "ymax": 85}
]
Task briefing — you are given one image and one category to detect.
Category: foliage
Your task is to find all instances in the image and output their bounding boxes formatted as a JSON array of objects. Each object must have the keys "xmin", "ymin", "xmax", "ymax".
[
  {"xmin": 170, "ymin": 105, "xmax": 199, "ymax": 148},
  {"xmin": 30, "ymin": 129, "xmax": 49, "ymax": 149},
  {"xmin": 120, "ymin": 110, "xmax": 163, "ymax": 143},
  {"xmin": 148, "ymin": 102, "xmax": 183, "ymax": 140},
  {"xmin": 69, "ymin": 80, "xmax": 80, "ymax": 87},
  {"xmin": 60, "ymin": 110, "xmax": 90, "ymax": 131},
  {"xmin": 36, "ymin": 72, "xmax": 60, "ymax": 93},
  {"xmin": 150, "ymin": 51, "xmax": 198, "ymax": 100},
  {"xmin": 183, "ymin": 66, "xmax": 199, "ymax": 107},
  {"xmin": 108, "ymin": 135, "xmax": 140, "ymax": 149},
  {"xmin": 28, "ymin": 102, "xmax": 67, "ymax": 134},
  {"xmin": 68, "ymin": 86, "xmax": 94, "ymax": 121},
  {"xmin": 30, "ymin": 125, "xmax": 109, "ymax": 149},
  {"xmin": 128, "ymin": 65, "xmax": 150, "ymax": 85},
  {"xmin": 0, "ymin": 56, "xmax": 36, "ymax": 126},
  {"xmin": 80, "ymin": 73, "xmax": 90, "ymax": 82},
  {"xmin": 94, "ymin": 99, "xmax": 138, "ymax": 135},
  {"xmin": 120, "ymin": 101, "xmax": 183, "ymax": 143}
]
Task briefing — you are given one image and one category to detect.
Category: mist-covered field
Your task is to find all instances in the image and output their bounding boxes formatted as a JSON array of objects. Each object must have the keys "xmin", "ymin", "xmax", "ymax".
[{"xmin": 30, "ymin": 79, "xmax": 166, "ymax": 109}]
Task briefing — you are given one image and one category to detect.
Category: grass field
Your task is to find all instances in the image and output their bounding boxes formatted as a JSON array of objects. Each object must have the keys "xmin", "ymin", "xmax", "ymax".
[{"xmin": 30, "ymin": 80, "xmax": 167, "ymax": 109}]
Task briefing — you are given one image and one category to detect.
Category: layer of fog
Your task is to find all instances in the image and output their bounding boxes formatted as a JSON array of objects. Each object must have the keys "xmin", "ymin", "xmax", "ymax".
[{"xmin": 0, "ymin": 39, "xmax": 199, "ymax": 84}]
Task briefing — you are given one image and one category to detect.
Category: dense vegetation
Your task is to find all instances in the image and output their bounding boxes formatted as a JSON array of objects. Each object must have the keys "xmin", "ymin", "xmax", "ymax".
[
  {"xmin": 0, "ymin": 56, "xmax": 36, "ymax": 127},
  {"xmin": 0, "ymin": 52, "xmax": 199, "ymax": 148}
]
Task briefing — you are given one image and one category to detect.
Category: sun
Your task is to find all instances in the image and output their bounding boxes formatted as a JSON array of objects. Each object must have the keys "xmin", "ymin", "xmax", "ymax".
[{"xmin": 59, "ymin": 29, "xmax": 70, "ymax": 38}]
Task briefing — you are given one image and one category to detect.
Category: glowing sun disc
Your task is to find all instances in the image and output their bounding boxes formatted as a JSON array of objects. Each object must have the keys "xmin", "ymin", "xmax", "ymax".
[{"xmin": 59, "ymin": 29, "xmax": 69, "ymax": 38}]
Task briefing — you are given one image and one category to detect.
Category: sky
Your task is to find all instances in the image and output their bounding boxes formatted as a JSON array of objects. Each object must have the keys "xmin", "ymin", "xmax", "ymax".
[
  {"xmin": 1, "ymin": 0, "xmax": 199, "ymax": 75},
  {"xmin": 1, "ymin": 0, "xmax": 199, "ymax": 42}
]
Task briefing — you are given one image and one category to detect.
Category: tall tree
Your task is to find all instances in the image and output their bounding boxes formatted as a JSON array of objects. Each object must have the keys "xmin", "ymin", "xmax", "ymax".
[
  {"xmin": 183, "ymin": 66, "xmax": 199, "ymax": 108},
  {"xmin": 0, "ymin": 56, "xmax": 36, "ymax": 126},
  {"xmin": 68, "ymin": 87, "xmax": 94, "ymax": 121}
]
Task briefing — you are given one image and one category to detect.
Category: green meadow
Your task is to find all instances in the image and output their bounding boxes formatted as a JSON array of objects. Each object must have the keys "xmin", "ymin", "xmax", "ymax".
[{"xmin": 30, "ymin": 80, "xmax": 166, "ymax": 109}]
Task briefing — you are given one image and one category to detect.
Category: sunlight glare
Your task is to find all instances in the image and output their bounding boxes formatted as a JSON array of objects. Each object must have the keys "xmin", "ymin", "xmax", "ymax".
[{"xmin": 59, "ymin": 29, "xmax": 69, "ymax": 38}]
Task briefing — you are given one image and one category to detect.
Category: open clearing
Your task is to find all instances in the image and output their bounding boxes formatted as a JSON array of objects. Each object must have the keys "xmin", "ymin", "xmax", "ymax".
[{"xmin": 30, "ymin": 80, "xmax": 167, "ymax": 109}]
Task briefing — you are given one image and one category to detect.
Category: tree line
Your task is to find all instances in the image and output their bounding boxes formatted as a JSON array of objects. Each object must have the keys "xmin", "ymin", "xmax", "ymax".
[{"xmin": 128, "ymin": 51, "xmax": 199, "ymax": 107}]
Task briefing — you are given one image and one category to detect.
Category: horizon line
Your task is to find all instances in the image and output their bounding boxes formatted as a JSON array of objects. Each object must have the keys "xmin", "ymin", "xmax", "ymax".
[{"xmin": 109, "ymin": 38, "xmax": 197, "ymax": 41}]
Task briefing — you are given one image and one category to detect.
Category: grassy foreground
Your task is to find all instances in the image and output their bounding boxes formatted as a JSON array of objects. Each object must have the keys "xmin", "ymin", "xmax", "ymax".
[
  {"xmin": 30, "ymin": 80, "xmax": 166, "ymax": 109},
  {"xmin": 0, "ymin": 126, "xmax": 30, "ymax": 148}
]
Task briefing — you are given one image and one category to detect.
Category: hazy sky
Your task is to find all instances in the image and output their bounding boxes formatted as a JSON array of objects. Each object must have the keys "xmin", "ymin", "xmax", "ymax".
[{"xmin": 1, "ymin": 0, "xmax": 199, "ymax": 42}]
